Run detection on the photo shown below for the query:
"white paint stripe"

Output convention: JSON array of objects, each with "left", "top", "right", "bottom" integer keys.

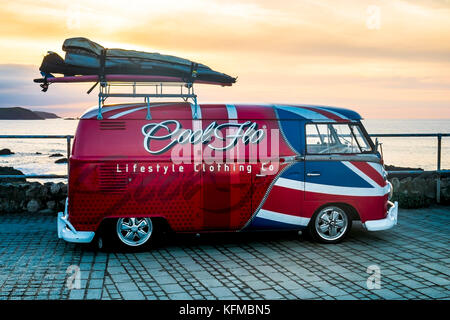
[
  {"left": 81, "top": 104, "right": 139, "bottom": 119},
  {"left": 191, "top": 103, "right": 202, "bottom": 162},
  {"left": 190, "top": 103, "right": 202, "bottom": 120},
  {"left": 368, "top": 162, "right": 384, "bottom": 176},
  {"left": 341, "top": 161, "right": 380, "bottom": 189},
  {"left": 305, "top": 182, "right": 389, "bottom": 197},
  {"left": 256, "top": 209, "right": 310, "bottom": 226},
  {"left": 275, "top": 177, "right": 304, "bottom": 190},
  {"left": 274, "top": 105, "right": 333, "bottom": 121},
  {"left": 226, "top": 104, "right": 238, "bottom": 122},
  {"left": 108, "top": 106, "right": 147, "bottom": 119}
]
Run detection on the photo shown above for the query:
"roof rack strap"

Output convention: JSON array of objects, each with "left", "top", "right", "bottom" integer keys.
[
  {"left": 145, "top": 96, "right": 151, "bottom": 120},
  {"left": 99, "top": 49, "right": 107, "bottom": 83}
]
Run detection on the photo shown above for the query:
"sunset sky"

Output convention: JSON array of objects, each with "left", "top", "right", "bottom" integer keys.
[{"left": 0, "top": 0, "right": 449, "bottom": 118}]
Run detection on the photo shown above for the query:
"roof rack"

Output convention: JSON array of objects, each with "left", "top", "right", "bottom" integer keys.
[{"left": 95, "top": 81, "right": 199, "bottom": 120}]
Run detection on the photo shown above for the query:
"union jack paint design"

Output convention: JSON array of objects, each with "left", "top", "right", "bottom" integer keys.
[{"left": 68, "top": 102, "right": 388, "bottom": 235}]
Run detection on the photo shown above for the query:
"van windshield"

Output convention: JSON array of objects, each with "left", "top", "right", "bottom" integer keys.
[{"left": 306, "top": 123, "right": 374, "bottom": 154}]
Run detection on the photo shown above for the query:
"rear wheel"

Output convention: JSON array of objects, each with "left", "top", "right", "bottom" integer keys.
[
  {"left": 308, "top": 206, "right": 351, "bottom": 244},
  {"left": 115, "top": 217, "right": 153, "bottom": 248}
]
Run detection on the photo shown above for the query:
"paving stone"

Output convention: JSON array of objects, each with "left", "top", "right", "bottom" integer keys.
[
  {"left": 86, "top": 289, "right": 102, "bottom": 300},
  {"left": 161, "top": 283, "right": 184, "bottom": 294},
  {"left": 121, "top": 290, "right": 145, "bottom": 300},
  {"left": 290, "top": 288, "right": 317, "bottom": 299}
]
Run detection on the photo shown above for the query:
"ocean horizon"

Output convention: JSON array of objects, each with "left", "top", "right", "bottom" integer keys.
[{"left": 0, "top": 118, "right": 448, "bottom": 180}]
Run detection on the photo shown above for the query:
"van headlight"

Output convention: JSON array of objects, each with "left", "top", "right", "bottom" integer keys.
[{"left": 388, "top": 181, "right": 394, "bottom": 200}]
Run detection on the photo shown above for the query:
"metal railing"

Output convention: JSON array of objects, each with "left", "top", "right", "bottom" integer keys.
[
  {"left": 370, "top": 133, "right": 449, "bottom": 173},
  {"left": 370, "top": 133, "right": 449, "bottom": 203},
  {"left": 0, "top": 133, "right": 448, "bottom": 201}
]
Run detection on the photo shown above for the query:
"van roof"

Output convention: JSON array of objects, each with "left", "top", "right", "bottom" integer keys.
[{"left": 80, "top": 103, "right": 362, "bottom": 121}]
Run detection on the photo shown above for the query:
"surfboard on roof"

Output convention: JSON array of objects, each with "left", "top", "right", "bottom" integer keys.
[{"left": 35, "top": 37, "right": 236, "bottom": 86}]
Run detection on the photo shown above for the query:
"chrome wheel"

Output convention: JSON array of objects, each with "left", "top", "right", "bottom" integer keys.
[
  {"left": 314, "top": 206, "right": 348, "bottom": 241},
  {"left": 116, "top": 217, "right": 153, "bottom": 247}
]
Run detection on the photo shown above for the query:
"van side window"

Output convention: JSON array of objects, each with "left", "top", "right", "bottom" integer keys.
[{"left": 306, "top": 123, "right": 373, "bottom": 154}]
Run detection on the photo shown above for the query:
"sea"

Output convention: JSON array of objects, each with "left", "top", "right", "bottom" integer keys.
[{"left": 0, "top": 119, "right": 448, "bottom": 182}]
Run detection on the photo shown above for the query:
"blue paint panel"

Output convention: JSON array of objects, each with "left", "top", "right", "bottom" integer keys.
[
  {"left": 280, "top": 162, "right": 304, "bottom": 180},
  {"left": 275, "top": 108, "right": 305, "bottom": 155},
  {"left": 317, "top": 106, "right": 361, "bottom": 120},
  {"left": 246, "top": 216, "right": 307, "bottom": 230},
  {"left": 305, "top": 161, "right": 372, "bottom": 188}
]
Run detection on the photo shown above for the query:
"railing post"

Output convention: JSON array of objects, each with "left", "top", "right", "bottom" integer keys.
[{"left": 437, "top": 134, "right": 442, "bottom": 203}]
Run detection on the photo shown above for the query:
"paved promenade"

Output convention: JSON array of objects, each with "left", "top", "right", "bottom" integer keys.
[{"left": 0, "top": 206, "right": 449, "bottom": 300}]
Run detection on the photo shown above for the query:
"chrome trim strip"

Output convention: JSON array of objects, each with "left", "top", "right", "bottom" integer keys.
[{"left": 305, "top": 154, "right": 381, "bottom": 163}]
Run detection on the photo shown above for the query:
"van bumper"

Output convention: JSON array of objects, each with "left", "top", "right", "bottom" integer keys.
[
  {"left": 57, "top": 198, "right": 95, "bottom": 243},
  {"left": 364, "top": 201, "right": 398, "bottom": 231}
]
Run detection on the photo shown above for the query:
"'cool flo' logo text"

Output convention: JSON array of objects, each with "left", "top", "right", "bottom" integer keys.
[{"left": 142, "top": 120, "right": 265, "bottom": 155}]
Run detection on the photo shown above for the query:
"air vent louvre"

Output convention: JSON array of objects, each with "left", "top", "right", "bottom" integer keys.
[
  {"left": 99, "top": 164, "right": 127, "bottom": 193},
  {"left": 99, "top": 121, "right": 126, "bottom": 130}
]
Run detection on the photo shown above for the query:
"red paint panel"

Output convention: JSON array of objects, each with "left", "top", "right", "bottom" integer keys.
[
  {"left": 261, "top": 185, "right": 303, "bottom": 216},
  {"left": 304, "top": 191, "right": 388, "bottom": 222}
]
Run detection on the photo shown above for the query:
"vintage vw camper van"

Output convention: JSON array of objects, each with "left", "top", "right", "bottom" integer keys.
[{"left": 57, "top": 102, "right": 398, "bottom": 248}]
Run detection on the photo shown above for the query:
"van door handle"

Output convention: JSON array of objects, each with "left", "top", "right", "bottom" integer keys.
[{"left": 306, "top": 172, "right": 321, "bottom": 177}]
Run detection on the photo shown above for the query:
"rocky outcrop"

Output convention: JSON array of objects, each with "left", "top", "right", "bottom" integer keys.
[
  {"left": 0, "top": 149, "right": 14, "bottom": 155},
  {"left": 0, "top": 107, "right": 59, "bottom": 119},
  {"left": 0, "top": 166, "right": 26, "bottom": 182},
  {"left": 33, "top": 111, "right": 60, "bottom": 119},
  {"left": 49, "top": 153, "right": 64, "bottom": 157},
  {"left": 55, "top": 158, "right": 68, "bottom": 164}
]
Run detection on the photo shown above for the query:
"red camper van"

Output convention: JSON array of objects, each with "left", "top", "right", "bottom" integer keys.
[
  {"left": 35, "top": 38, "right": 397, "bottom": 249},
  {"left": 57, "top": 101, "right": 398, "bottom": 249}
]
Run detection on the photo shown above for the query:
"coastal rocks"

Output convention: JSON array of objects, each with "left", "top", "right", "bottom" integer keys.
[
  {"left": 46, "top": 200, "right": 56, "bottom": 210},
  {"left": 49, "top": 153, "right": 64, "bottom": 157},
  {"left": 0, "top": 148, "right": 14, "bottom": 155},
  {"left": 55, "top": 158, "right": 68, "bottom": 164},
  {"left": 26, "top": 199, "right": 40, "bottom": 213},
  {"left": 0, "top": 181, "right": 67, "bottom": 214}
]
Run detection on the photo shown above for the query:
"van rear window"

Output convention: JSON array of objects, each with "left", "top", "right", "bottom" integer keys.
[{"left": 306, "top": 123, "right": 373, "bottom": 154}]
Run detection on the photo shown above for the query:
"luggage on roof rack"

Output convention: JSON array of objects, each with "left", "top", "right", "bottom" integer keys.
[{"left": 37, "top": 37, "right": 236, "bottom": 85}]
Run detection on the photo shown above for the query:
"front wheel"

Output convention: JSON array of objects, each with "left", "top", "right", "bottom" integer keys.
[
  {"left": 115, "top": 217, "right": 153, "bottom": 248},
  {"left": 308, "top": 206, "right": 351, "bottom": 244}
]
